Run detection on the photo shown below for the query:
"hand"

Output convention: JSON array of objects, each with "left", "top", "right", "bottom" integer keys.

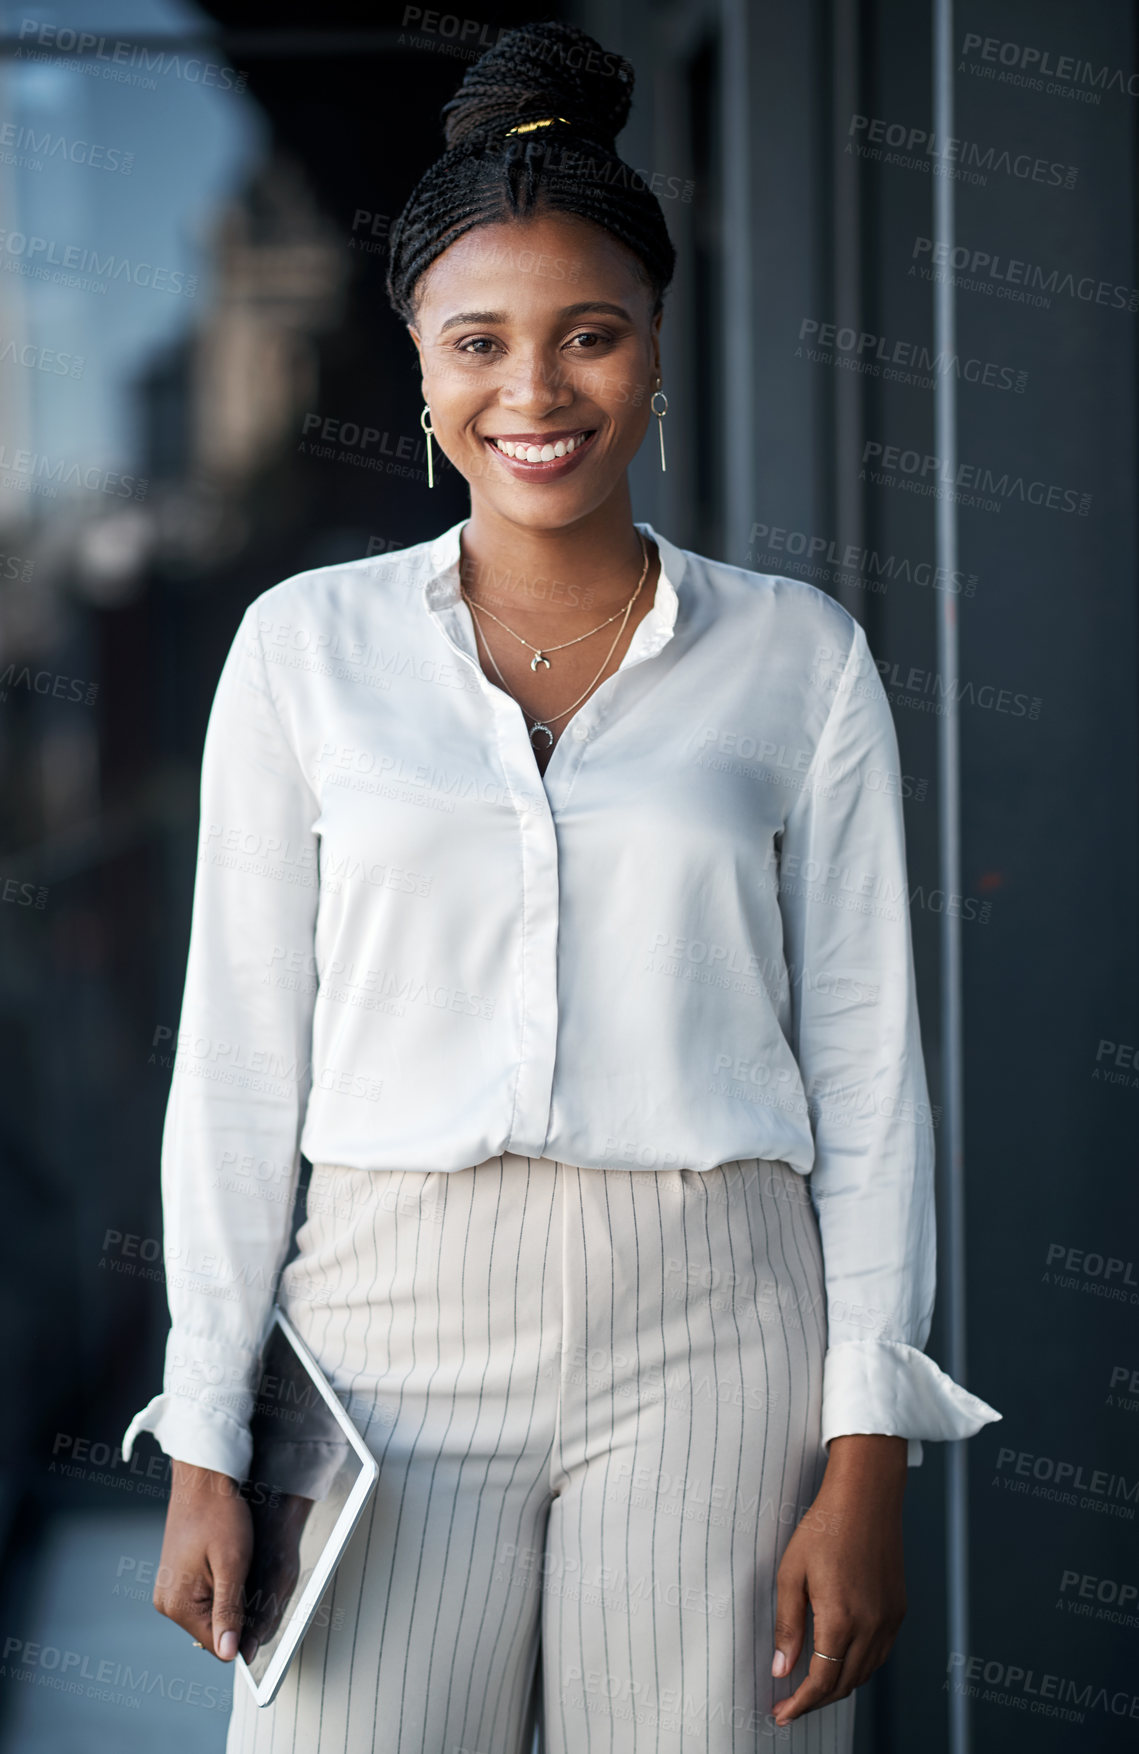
[
  {"left": 770, "top": 1434, "right": 908, "bottom": 1725},
  {"left": 152, "top": 1460, "right": 255, "bottom": 1662}
]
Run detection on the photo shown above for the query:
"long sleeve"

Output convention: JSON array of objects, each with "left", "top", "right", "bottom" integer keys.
[
  {"left": 777, "top": 618, "right": 1001, "bottom": 1466},
  {"left": 122, "top": 601, "right": 319, "bottom": 1481}
]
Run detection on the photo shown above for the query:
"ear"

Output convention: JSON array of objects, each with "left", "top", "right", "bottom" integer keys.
[
  {"left": 406, "top": 326, "right": 428, "bottom": 402},
  {"left": 650, "top": 307, "right": 663, "bottom": 381}
]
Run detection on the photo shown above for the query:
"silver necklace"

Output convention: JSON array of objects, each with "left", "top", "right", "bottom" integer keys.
[
  {"left": 465, "top": 532, "right": 650, "bottom": 752},
  {"left": 459, "top": 532, "right": 649, "bottom": 673}
]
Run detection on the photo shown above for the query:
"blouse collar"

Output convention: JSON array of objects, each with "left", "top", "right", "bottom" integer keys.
[{"left": 418, "top": 516, "right": 686, "bottom": 660}]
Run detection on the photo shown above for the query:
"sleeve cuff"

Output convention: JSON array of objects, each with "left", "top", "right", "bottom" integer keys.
[
  {"left": 122, "top": 1392, "right": 253, "bottom": 1482},
  {"left": 821, "top": 1339, "right": 1003, "bottom": 1469},
  {"left": 121, "top": 1324, "right": 270, "bottom": 1479}
]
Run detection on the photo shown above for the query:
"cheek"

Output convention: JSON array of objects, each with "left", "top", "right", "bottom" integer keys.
[{"left": 598, "top": 363, "right": 653, "bottom": 423}]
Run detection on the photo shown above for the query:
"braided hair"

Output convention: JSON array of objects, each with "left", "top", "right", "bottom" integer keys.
[{"left": 385, "top": 20, "right": 677, "bottom": 328}]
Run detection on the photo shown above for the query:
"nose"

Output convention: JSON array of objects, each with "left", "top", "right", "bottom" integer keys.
[{"left": 497, "top": 346, "right": 575, "bottom": 415}]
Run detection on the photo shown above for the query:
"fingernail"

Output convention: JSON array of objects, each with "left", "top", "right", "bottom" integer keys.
[
  {"left": 772, "top": 1649, "right": 788, "bottom": 1677},
  {"left": 218, "top": 1630, "right": 238, "bottom": 1661}
]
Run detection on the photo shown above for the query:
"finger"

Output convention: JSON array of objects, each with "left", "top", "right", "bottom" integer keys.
[
  {"left": 153, "top": 1563, "right": 215, "bottom": 1646},
  {"left": 157, "top": 1594, "right": 214, "bottom": 1646},
  {"left": 852, "top": 1625, "right": 896, "bottom": 1689},
  {"left": 771, "top": 1554, "right": 809, "bottom": 1678},
  {"left": 773, "top": 1635, "right": 866, "bottom": 1725},
  {"left": 772, "top": 1664, "right": 842, "bottom": 1725},
  {"left": 209, "top": 1549, "right": 250, "bottom": 1663}
]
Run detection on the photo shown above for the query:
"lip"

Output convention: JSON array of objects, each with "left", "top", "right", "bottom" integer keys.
[
  {"left": 483, "top": 427, "right": 598, "bottom": 481},
  {"left": 486, "top": 428, "right": 588, "bottom": 444}
]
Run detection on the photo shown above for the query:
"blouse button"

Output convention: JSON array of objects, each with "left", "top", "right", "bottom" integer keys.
[{"left": 571, "top": 722, "right": 590, "bottom": 742}]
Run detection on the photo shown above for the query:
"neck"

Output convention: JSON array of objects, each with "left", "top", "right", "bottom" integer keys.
[{"left": 458, "top": 489, "right": 655, "bottom": 622}]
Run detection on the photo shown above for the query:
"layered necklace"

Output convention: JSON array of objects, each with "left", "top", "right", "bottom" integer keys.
[{"left": 460, "top": 531, "right": 650, "bottom": 752}]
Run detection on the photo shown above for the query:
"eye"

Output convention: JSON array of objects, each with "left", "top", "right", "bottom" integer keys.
[{"left": 455, "top": 329, "right": 614, "bottom": 357}]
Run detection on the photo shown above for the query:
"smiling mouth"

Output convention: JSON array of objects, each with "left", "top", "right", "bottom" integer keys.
[{"left": 485, "top": 428, "right": 597, "bottom": 463}]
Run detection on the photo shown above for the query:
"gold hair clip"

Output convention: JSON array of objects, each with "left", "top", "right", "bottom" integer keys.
[{"left": 504, "top": 116, "right": 569, "bottom": 135}]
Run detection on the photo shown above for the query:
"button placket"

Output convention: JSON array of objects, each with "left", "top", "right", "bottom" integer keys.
[
  {"left": 420, "top": 591, "right": 562, "bottom": 1155},
  {"left": 414, "top": 520, "right": 688, "bottom": 1157}
]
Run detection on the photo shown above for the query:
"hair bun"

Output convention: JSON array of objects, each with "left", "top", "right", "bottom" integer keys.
[{"left": 440, "top": 21, "right": 634, "bottom": 154}]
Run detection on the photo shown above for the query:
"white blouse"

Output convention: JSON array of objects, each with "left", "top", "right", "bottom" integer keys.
[{"left": 122, "top": 516, "right": 1001, "bottom": 1482}]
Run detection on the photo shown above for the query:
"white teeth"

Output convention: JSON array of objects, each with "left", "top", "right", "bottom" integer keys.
[{"left": 491, "top": 431, "right": 590, "bottom": 461}]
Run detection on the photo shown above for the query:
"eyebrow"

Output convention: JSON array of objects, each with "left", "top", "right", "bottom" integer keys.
[{"left": 437, "top": 301, "right": 635, "bottom": 335}]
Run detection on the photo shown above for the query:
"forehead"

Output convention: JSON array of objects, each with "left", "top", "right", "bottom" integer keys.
[{"left": 415, "top": 211, "right": 648, "bottom": 316}]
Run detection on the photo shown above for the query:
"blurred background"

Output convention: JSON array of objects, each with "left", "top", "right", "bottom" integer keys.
[{"left": 1, "top": 0, "right": 1135, "bottom": 1748}]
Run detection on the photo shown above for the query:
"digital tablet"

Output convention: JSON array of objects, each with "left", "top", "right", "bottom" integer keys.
[{"left": 235, "top": 1306, "right": 379, "bottom": 1707}]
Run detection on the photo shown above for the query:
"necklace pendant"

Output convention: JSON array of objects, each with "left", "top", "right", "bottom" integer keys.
[
  {"left": 529, "top": 722, "right": 554, "bottom": 750},
  {"left": 530, "top": 651, "right": 551, "bottom": 671}
]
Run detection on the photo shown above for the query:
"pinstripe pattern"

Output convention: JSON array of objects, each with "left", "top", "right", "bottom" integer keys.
[{"left": 225, "top": 1155, "right": 855, "bottom": 1753}]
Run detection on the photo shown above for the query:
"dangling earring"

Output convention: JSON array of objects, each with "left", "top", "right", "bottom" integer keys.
[
  {"left": 420, "top": 402, "right": 435, "bottom": 489},
  {"left": 650, "top": 378, "right": 668, "bottom": 473}
]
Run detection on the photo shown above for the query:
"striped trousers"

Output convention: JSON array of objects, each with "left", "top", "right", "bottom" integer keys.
[{"left": 225, "top": 1153, "right": 855, "bottom": 1754}]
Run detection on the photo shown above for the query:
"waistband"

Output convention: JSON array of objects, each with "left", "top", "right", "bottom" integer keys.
[{"left": 309, "top": 1152, "right": 800, "bottom": 1178}]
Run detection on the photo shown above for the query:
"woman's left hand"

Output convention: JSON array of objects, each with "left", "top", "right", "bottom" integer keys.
[{"left": 770, "top": 1433, "right": 909, "bottom": 1726}]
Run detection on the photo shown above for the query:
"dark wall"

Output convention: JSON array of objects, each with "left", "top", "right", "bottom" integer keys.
[{"left": 735, "top": 3, "right": 1139, "bottom": 1746}]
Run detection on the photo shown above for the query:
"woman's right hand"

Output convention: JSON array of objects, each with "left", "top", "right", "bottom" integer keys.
[{"left": 153, "top": 1460, "right": 254, "bottom": 1661}]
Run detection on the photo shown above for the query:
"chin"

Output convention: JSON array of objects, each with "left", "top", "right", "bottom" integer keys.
[{"left": 482, "top": 493, "right": 610, "bottom": 531}]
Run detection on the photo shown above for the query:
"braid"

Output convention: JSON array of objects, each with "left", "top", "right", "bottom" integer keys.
[{"left": 385, "top": 20, "right": 676, "bottom": 326}]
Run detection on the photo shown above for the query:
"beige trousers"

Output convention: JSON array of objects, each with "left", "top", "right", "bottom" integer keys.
[{"left": 226, "top": 1153, "right": 855, "bottom": 1753}]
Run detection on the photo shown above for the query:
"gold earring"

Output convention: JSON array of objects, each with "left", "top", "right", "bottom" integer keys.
[
  {"left": 420, "top": 402, "right": 435, "bottom": 489},
  {"left": 650, "top": 380, "right": 667, "bottom": 473}
]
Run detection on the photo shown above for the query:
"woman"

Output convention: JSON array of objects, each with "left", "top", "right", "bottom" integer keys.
[{"left": 123, "top": 21, "right": 1001, "bottom": 1752}]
